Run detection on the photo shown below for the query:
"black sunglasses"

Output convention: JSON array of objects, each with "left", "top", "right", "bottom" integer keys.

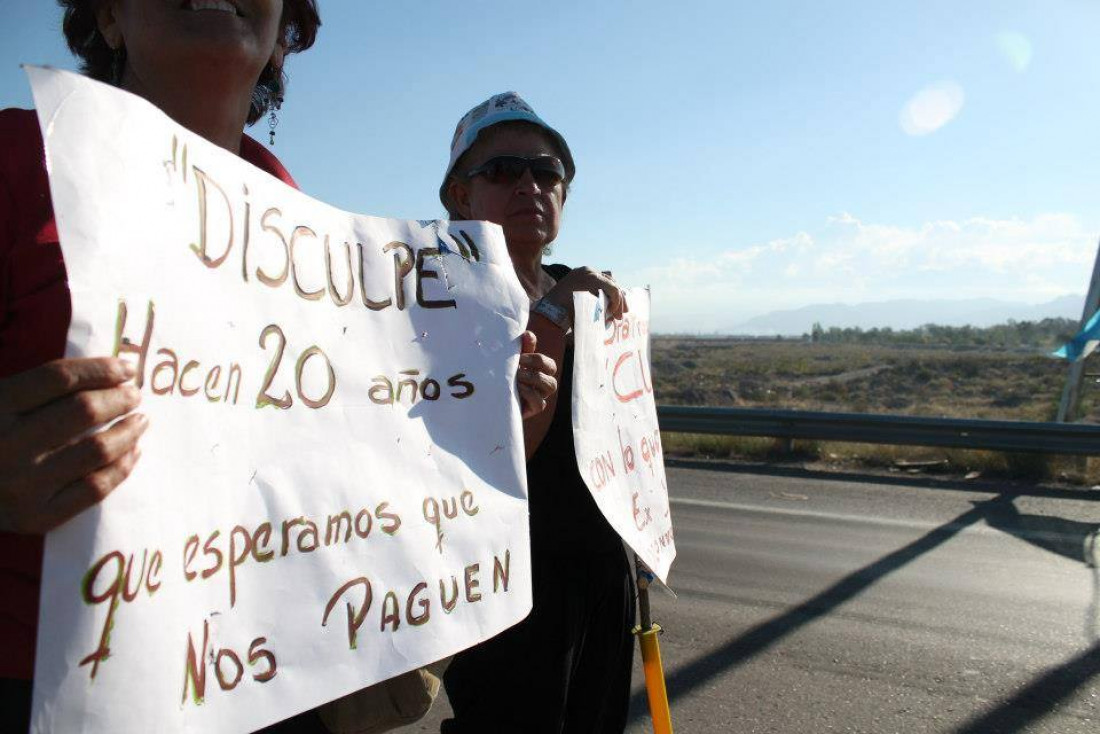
[{"left": 464, "top": 155, "right": 566, "bottom": 188}]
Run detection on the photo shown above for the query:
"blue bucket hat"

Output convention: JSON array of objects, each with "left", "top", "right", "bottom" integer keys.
[{"left": 439, "top": 91, "right": 575, "bottom": 212}]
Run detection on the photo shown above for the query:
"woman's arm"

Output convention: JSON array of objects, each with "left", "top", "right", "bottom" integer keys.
[{"left": 521, "top": 267, "right": 627, "bottom": 458}]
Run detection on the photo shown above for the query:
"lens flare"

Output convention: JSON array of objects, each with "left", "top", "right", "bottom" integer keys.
[
  {"left": 899, "top": 81, "right": 965, "bottom": 136},
  {"left": 997, "top": 31, "right": 1033, "bottom": 72}
]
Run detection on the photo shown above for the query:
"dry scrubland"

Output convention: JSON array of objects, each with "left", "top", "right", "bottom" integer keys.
[{"left": 652, "top": 337, "right": 1100, "bottom": 483}]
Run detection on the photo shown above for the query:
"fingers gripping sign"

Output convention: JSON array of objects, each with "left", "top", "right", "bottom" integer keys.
[
  {"left": 0, "top": 357, "right": 148, "bottom": 534},
  {"left": 543, "top": 267, "right": 628, "bottom": 329},
  {"left": 516, "top": 331, "right": 558, "bottom": 420}
]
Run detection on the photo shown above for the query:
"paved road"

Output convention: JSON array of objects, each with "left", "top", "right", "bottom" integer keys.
[{"left": 410, "top": 461, "right": 1100, "bottom": 733}]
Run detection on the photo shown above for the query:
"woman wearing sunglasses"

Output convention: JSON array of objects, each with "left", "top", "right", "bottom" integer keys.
[
  {"left": 0, "top": 1, "right": 322, "bottom": 730},
  {"left": 439, "top": 92, "right": 635, "bottom": 733}
]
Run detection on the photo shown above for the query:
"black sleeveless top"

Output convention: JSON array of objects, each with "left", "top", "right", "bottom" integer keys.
[{"left": 526, "top": 264, "right": 625, "bottom": 558}]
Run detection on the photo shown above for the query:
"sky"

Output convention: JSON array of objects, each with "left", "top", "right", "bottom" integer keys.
[{"left": 3, "top": 0, "right": 1099, "bottom": 332}]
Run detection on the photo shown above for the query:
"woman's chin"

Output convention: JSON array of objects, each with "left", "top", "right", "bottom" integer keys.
[
  {"left": 504, "top": 224, "right": 555, "bottom": 249},
  {"left": 504, "top": 235, "right": 552, "bottom": 259}
]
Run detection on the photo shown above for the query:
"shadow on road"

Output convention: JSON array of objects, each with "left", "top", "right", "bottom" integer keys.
[
  {"left": 628, "top": 496, "right": 1000, "bottom": 722},
  {"left": 631, "top": 492, "right": 1099, "bottom": 728},
  {"left": 978, "top": 496, "right": 1100, "bottom": 643},
  {"left": 978, "top": 496, "right": 1100, "bottom": 567},
  {"left": 952, "top": 640, "right": 1100, "bottom": 734}
]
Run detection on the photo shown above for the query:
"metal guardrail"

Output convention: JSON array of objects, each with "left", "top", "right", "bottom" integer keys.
[{"left": 656, "top": 405, "right": 1100, "bottom": 456}]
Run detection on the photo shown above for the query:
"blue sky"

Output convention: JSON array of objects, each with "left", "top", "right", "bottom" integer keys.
[{"left": 4, "top": 1, "right": 1099, "bottom": 331}]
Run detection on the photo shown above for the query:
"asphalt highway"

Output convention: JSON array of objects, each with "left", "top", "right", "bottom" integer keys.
[{"left": 412, "top": 461, "right": 1100, "bottom": 733}]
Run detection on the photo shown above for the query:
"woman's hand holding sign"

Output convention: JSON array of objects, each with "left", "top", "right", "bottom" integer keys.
[
  {"left": 543, "top": 267, "right": 628, "bottom": 326},
  {"left": 0, "top": 357, "right": 147, "bottom": 534},
  {"left": 517, "top": 331, "right": 557, "bottom": 420}
]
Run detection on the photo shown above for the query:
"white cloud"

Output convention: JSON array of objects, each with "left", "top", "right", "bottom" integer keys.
[
  {"left": 639, "top": 256, "right": 723, "bottom": 285},
  {"left": 821, "top": 212, "right": 1090, "bottom": 273},
  {"left": 621, "top": 212, "right": 1095, "bottom": 332},
  {"left": 899, "top": 81, "right": 965, "bottom": 136}
]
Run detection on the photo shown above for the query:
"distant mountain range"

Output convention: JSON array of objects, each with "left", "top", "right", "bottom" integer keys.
[{"left": 730, "top": 295, "right": 1086, "bottom": 336}]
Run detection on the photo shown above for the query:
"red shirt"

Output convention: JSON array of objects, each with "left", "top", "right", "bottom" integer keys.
[{"left": 0, "top": 107, "right": 300, "bottom": 680}]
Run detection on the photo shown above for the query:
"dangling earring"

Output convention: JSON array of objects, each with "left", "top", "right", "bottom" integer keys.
[
  {"left": 267, "top": 73, "right": 284, "bottom": 146},
  {"left": 268, "top": 103, "right": 280, "bottom": 145}
]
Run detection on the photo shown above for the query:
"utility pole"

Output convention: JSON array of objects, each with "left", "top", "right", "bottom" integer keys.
[{"left": 1056, "top": 237, "right": 1100, "bottom": 422}]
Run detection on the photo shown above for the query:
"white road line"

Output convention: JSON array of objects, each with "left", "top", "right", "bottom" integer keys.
[{"left": 669, "top": 496, "right": 988, "bottom": 534}]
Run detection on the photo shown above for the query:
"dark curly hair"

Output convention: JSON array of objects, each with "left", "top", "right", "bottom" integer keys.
[{"left": 58, "top": 0, "right": 321, "bottom": 125}]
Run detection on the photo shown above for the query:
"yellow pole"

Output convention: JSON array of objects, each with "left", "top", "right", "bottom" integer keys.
[{"left": 634, "top": 562, "right": 673, "bottom": 734}]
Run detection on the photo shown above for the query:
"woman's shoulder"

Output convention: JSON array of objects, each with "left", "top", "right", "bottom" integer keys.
[
  {"left": 0, "top": 109, "right": 46, "bottom": 191},
  {"left": 542, "top": 262, "right": 572, "bottom": 279},
  {"left": 0, "top": 108, "right": 48, "bottom": 211},
  {"left": 0, "top": 107, "right": 39, "bottom": 131},
  {"left": 0, "top": 108, "right": 44, "bottom": 157},
  {"left": 239, "top": 134, "right": 300, "bottom": 190}
]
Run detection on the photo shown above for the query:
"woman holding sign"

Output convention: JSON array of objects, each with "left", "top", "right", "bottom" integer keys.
[
  {"left": 439, "top": 93, "right": 635, "bottom": 733},
  {"left": 0, "top": 1, "right": 322, "bottom": 729}
]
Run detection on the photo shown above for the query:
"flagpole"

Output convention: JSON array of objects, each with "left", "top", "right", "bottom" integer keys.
[
  {"left": 634, "top": 558, "right": 673, "bottom": 734},
  {"left": 1056, "top": 236, "right": 1100, "bottom": 422}
]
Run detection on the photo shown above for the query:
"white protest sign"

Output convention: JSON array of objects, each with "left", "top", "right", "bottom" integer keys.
[
  {"left": 571, "top": 289, "right": 675, "bottom": 582},
  {"left": 27, "top": 67, "right": 531, "bottom": 733}
]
